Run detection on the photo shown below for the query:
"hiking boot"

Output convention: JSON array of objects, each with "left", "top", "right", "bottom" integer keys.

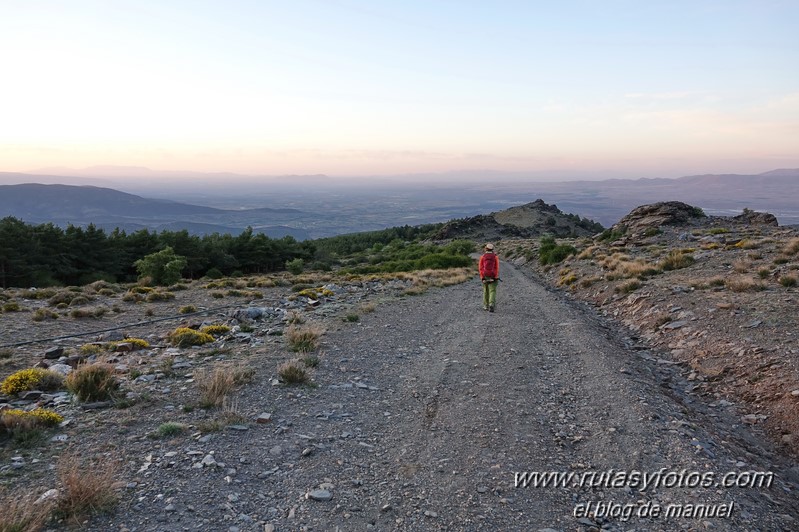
[
  {"left": 483, "top": 306, "right": 489, "bottom": 311},
  {"left": 489, "top": 305, "right": 495, "bottom": 313}
]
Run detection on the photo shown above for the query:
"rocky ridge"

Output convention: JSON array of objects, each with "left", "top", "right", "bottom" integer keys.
[
  {"left": 433, "top": 199, "right": 603, "bottom": 241},
  {"left": 501, "top": 202, "right": 799, "bottom": 459}
]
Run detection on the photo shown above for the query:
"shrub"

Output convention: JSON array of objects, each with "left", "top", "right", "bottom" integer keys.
[
  {"left": 128, "top": 286, "right": 154, "bottom": 294},
  {"left": 168, "top": 327, "right": 215, "bottom": 347},
  {"left": 302, "top": 355, "right": 320, "bottom": 368},
  {"left": 80, "top": 343, "right": 105, "bottom": 355},
  {"left": 780, "top": 275, "right": 797, "bottom": 287},
  {"left": 2, "top": 407, "right": 64, "bottom": 427},
  {"left": 145, "top": 291, "right": 175, "bottom": 302},
  {"left": 68, "top": 295, "right": 90, "bottom": 306},
  {"left": 179, "top": 305, "right": 197, "bottom": 314},
  {"left": 154, "top": 422, "right": 187, "bottom": 438},
  {"left": 211, "top": 291, "right": 225, "bottom": 298},
  {"left": 643, "top": 227, "right": 662, "bottom": 237},
  {"left": 286, "top": 325, "right": 322, "bottom": 353},
  {"left": 48, "top": 291, "right": 77, "bottom": 306},
  {"left": 168, "top": 283, "right": 189, "bottom": 291},
  {"left": 1, "top": 408, "right": 63, "bottom": 447},
  {"left": 70, "top": 307, "right": 105, "bottom": 319},
  {"left": 343, "top": 313, "right": 360, "bottom": 323},
  {"left": 122, "top": 292, "right": 144, "bottom": 303},
  {"left": 32, "top": 308, "right": 59, "bottom": 321},
  {"left": 278, "top": 360, "right": 309, "bottom": 384},
  {"left": 205, "top": 267, "right": 224, "bottom": 279},
  {"left": 286, "top": 258, "right": 305, "bottom": 275},
  {"left": 539, "top": 236, "right": 577, "bottom": 265},
  {"left": 65, "top": 364, "right": 120, "bottom": 402},
  {"left": 597, "top": 228, "right": 625, "bottom": 242},
  {"left": 55, "top": 452, "right": 118, "bottom": 523},
  {"left": 201, "top": 324, "right": 231, "bottom": 336},
  {"left": 109, "top": 338, "right": 150, "bottom": 350},
  {"left": 2, "top": 300, "right": 21, "bottom": 312},
  {"left": 659, "top": 250, "right": 695, "bottom": 271},
  {"left": 1, "top": 368, "right": 63, "bottom": 395},
  {"left": 616, "top": 280, "right": 642, "bottom": 294},
  {"left": 758, "top": 268, "right": 772, "bottom": 279},
  {"left": 134, "top": 246, "right": 187, "bottom": 286},
  {"left": 0, "top": 348, "right": 12, "bottom": 359}
]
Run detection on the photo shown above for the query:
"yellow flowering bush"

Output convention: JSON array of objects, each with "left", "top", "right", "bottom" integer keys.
[
  {"left": 2, "top": 408, "right": 64, "bottom": 427},
  {"left": 1, "top": 368, "right": 63, "bottom": 396},
  {"left": 200, "top": 325, "right": 231, "bottom": 337},
  {"left": 168, "top": 327, "right": 214, "bottom": 347}
]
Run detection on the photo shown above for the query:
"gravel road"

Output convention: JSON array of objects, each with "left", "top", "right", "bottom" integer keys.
[{"left": 87, "top": 261, "right": 798, "bottom": 531}]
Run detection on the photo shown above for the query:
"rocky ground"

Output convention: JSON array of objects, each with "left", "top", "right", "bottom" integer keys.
[{"left": 1, "top": 243, "right": 798, "bottom": 530}]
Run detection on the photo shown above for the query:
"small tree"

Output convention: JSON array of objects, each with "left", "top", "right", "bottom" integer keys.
[
  {"left": 134, "top": 247, "right": 187, "bottom": 286},
  {"left": 286, "top": 258, "right": 304, "bottom": 275}
]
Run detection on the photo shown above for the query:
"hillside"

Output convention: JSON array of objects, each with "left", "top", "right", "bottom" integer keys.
[
  {"left": 0, "top": 184, "right": 306, "bottom": 238},
  {"left": 433, "top": 199, "right": 604, "bottom": 241},
  {"left": 500, "top": 202, "right": 799, "bottom": 460},
  {"left": 1, "top": 202, "right": 799, "bottom": 529}
]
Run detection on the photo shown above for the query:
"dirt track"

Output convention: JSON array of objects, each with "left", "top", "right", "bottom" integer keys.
[{"left": 75, "top": 261, "right": 798, "bottom": 531}]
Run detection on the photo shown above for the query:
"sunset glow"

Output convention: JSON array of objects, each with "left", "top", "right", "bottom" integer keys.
[{"left": 1, "top": 1, "right": 797, "bottom": 179}]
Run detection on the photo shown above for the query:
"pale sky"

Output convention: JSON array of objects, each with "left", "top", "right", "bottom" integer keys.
[{"left": 1, "top": 0, "right": 797, "bottom": 179}]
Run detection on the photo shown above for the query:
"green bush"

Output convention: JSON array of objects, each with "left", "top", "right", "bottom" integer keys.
[
  {"left": 134, "top": 247, "right": 187, "bottom": 286},
  {"left": 538, "top": 236, "right": 577, "bottom": 265},
  {"left": 286, "top": 258, "right": 305, "bottom": 275}
]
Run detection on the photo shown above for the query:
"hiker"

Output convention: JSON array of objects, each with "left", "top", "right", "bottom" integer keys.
[{"left": 479, "top": 243, "right": 500, "bottom": 312}]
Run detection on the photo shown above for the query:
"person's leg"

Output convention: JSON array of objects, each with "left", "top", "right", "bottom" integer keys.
[
  {"left": 482, "top": 281, "right": 490, "bottom": 309},
  {"left": 488, "top": 280, "right": 497, "bottom": 310}
]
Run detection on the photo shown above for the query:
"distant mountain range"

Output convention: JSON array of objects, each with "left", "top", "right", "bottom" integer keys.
[
  {"left": 1, "top": 169, "right": 797, "bottom": 237},
  {"left": 0, "top": 183, "right": 310, "bottom": 239}
]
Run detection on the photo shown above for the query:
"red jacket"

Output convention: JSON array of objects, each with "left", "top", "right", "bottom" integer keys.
[{"left": 479, "top": 252, "right": 499, "bottom": 280}]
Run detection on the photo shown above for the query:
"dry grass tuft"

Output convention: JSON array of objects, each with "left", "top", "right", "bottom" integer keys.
[
  {"left": 56, "top": 451, "right": 118, "bottom": 524},
  {"left": 278, "top": 360, "right": 309, "bottom": 384},
  {"left": 732, "top": 259, "right": 751, "bottom": 273},
  {"left": 193, "top": 363, "right": 254, "bottom": 408},
  {"left": 659, "top": 250, "right": 695, "bottom": 271},
  {"left": 782, "top": 237, "right": 799, "bottom": 256},
  {"left": 195, "top": 366, "right": 234, "bottom": 408},
  {"left": 0, "top": 487, "right": 54, "bottom": 532},
  {"left": 359, "top": 301, "right": 377, "bottom": 313},
  {"left": 286, "top": 324, "right": 323, "bottom": 353},
  {"left": 725, "top": 276, "right": 765, "bottom": 293},
  {"left": 65, "top": 363, "right": 119, "bottom": 402}
]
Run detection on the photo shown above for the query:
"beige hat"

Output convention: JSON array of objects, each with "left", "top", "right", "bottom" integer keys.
[{"left": 484, "top": 243, "right": 495, "bottom": 251}]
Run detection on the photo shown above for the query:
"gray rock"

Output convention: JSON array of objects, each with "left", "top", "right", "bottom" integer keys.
[
  {"left": 44, "top": 346, "right": 64, "bottom": 359},
  {"left": 308, "top": 489, "right": 332, "bottom": 501},
  {"left": 48, "top": 364, "right": 73, "bottom": 376},
  {"left": 660, "top": 320, "right": 688, "bottom": 330}
]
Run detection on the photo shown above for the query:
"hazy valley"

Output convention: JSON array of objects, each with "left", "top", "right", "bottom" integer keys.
[{"left": 2, "top": 168, "right": 798, "bottom": 239}]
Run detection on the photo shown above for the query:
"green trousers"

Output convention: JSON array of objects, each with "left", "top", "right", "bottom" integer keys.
[{"left": 482, "top": 279, "right": 498, "bottom": 308}]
